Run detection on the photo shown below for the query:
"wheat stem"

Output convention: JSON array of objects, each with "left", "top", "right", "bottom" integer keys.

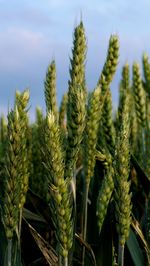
[
  {"left": 18, "top": 209, "right": 22, "bottom": 243},
  {"left": 118, "top": 243, "right": 124, "bottom": 266},
  {"left": 58, "top": 255, "right": 62, "bottom": 266},
  {"left": 63, "top": 257, "right": 68, "bottom": 266},
  {"left": 81, "top": 183, "right": 89, "bottom": 265},
  {"left": 7, "top": 239, "right": 12, "bottom": 266}
]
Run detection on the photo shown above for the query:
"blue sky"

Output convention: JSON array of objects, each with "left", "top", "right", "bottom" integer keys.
[{"left": 0, "top": 0, "right": 150, "bottom": 120}]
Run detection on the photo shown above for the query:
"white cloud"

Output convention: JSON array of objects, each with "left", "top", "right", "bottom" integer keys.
[
  {"left": 0, "top": 8, "right": 52, "bottom": 28},
  {"left": 0, "top": 27, "right": 50, "bottom": 71}
]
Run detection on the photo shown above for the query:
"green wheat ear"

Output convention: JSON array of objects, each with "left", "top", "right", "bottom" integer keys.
[
  {"left": 114, "top": 92, "right": 132, "bottom": 247},
  {"left": 15, "top": 89, "right": 30, "bottom": 209},
  {"left": 118, "top": 64, "right": 130, "bottom": 115},
  {"left": 69, "top": 21, "right": 87, "bottom": 93},
  {"left": 142, "top": 53, "right": 150, "bottom": 175},
  {"left": 142, "top": 53, "right": 150, "bottom": 95},
  {"left": 65, "top": 85, "right": 86, "bottom": 180},
  {"left": 44, "top": 60, "right": 58, "bottom": 119},
  {"left": 97, "top": 35, "right": 119, "bottom": 155},
  {"left": 98, "top": 35, "right": 119, "bottom": 87},
  {"left": 132, "top": 62, "right": 146, "bottom": 128},
  {"left": 122, "top": 63, "right": 130, "bottom": 89},
  {"left": 0, "top": 115, "right": 7, "bottom": 199},
  {"left": 44, "top": 111, "right": 73, "bottom": 261},
  {"left": 100, "top": 87, "right": 116, "bottom": 154},
  {"left": 59, "top": 93, "right": 68, "bottom": 130},
  {"left": 96, "top": 152, "right": 114, "bottom": 233},
  {"left": 0, "top": 115, "right": 7, "bottom": 167},
  {"left": 84, "top": 86, "right": 103, "bottom": 188},
  {"left": 65, "top": 21, "right": 87, "bottom": 179},
  {"left": 119, "top": 64, "right": 138, "bottom": 154},
  {"left": 0, "top": 115, "right": 7, "bottom": 143},
  {"left": 2, "top": 108, "right": 21, "bottom": 239},
  {"left": 2, "top": 89, "right": 29, "bottom": 239}
]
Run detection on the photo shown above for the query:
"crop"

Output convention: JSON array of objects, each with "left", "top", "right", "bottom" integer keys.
[{"left": 0, "top": 21, "right": 150, "bottom": 266}]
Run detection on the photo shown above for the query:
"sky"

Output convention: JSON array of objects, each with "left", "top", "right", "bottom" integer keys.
[{"left": 0, "top": 0, "right": 150, "bottom": 120}]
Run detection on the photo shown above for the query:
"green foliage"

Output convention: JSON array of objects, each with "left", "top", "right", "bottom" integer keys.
[
  {"left": 0, "top": 21, "right": 150, "bottom": 266},
  {"left": 30, "top": 107, "right": 48, "bottom": 200}
]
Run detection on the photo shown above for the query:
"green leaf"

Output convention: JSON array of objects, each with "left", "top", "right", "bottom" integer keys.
[
  {"left": 131, "top": 154, "right": 150, "bottom": 197},
  {"left": 126, "top": 228, "right": 145, "bottom": 266},
  {"left": 27, "top": 189, "right": 54, "bottom": 225},
  {"left": 0, "top": 219, "right": 7, "bottom": 265},
  {"left": 23, "top": 207, "right": 47, "bottom": 223},
  {"left": 24, "top": 218, "right": 58, "bottom": 266},
  {"left": 3, "top": 234, "right": 22, "bottom": 266},
  {"left": 75, "top": 233, "right": 97, "bottom": 266}
]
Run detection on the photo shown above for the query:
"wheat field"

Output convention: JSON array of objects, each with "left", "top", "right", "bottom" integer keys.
[{"left": 0, "top": 21, "right": 150, "bottom": 266}]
